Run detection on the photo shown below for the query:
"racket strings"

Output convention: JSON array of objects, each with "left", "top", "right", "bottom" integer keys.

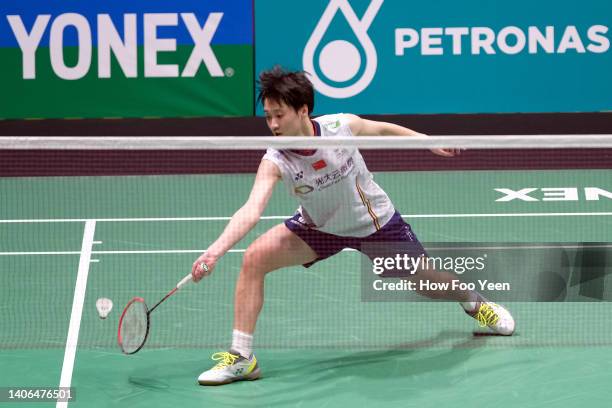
[{"left": 119, "top": 300, "right": 148, "bottom": 353}]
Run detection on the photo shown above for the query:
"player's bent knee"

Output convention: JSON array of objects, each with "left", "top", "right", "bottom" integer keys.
[{"left": 241, "top": 245, "right": 274, "bottom": 277}]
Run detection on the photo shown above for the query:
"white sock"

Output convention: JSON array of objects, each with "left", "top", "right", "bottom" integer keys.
[
  {"left": 460, "top": 291, "right": 480, "bottom": 312},
  {"left": 231, "top": 329, "right": 253, "bottom": 358}
]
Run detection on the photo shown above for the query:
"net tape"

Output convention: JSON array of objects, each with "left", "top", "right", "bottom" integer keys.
[{"left": 1, "top": 135, "right": 612, "bottom": 150}]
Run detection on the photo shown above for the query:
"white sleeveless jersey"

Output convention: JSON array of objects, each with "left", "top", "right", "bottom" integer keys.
[{"left": 262, "top": 113, "right": 395, "bottom": 237}]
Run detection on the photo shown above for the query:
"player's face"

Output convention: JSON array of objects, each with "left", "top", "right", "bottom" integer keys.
[{"left": 263, "top": 98, "right": 307, "bottom": 136}]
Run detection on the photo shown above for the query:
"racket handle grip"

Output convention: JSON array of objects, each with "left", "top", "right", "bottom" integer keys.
[{"left": 176, "top": 273, "right": 193, "bottom": 290}]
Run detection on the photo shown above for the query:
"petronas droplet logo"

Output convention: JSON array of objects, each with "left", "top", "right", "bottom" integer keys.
[{"left": 303, "top": 0, "right": 383, "bottom": 99}]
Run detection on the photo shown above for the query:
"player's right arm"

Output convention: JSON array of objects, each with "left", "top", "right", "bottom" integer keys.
[
  {"left": 191, "top": 159, "right": 281, "bottom": 281},
  {"left": 345, "top": 114, "right": 461, "bottom": 157}
]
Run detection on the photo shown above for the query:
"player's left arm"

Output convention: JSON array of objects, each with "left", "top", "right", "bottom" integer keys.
[{"left": 344, "top": 113, "right": 461, "bottom": 157}]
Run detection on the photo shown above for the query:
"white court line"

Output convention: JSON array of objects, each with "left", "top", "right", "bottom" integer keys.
[
  {"left": 0, "top": 251, "right": 81, "bottom": 256},
  {"left": 8, "top": 244, "right": 612, "bottom": 257},
  {"left": 0, "top": 248, "right": 357, "bottom": 256},
  {"left": 2, "top": 211, "right": 612, "bottom": 224},
  {"left": 0, "top": 249, "right": 244, "bottom": 255},
  {"left": 0, "top": 215, "right": 284, "bottom": 223},
  {"left": 434, "top": 244, "right": 612, "bottom": 250},
  {"left": 405, "top": 212, "right": 612, "bottom": 219},
  {"left": 57, "top": 220, "right": 96, "bottom": 408}
]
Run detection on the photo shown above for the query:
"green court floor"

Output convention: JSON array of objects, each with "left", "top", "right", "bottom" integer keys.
[{"left": 2, "top": 169, "right": 612, "bottom": 407}]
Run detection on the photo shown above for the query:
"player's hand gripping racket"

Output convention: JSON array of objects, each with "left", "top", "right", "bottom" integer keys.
[{"left": 117, "top": 266, "right": 206, "bottom": 354}]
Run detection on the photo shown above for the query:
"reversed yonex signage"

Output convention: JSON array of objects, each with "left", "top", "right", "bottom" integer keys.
[
  {"left": 495, "top": 187, "right": 612, "bottom": 202},
  {"left": 255, "top": 0, "right": 612, "bottom": 114},
  {"left": 1, "top": 1, "right": 253, "bottom": 119}
]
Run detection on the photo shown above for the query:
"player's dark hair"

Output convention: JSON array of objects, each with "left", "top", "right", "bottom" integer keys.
[{"left": 257, "top": 66, "right": 314, "bottom": 115}]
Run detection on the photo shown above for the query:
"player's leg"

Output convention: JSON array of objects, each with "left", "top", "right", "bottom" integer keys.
[
  {"left": 233, "top": 223, "right": 317, "bottom": 335},
  {"left": 198, "top": 223, "right": 317, "bottom": 385},
  {"left": 410, "top": 262, "right": 473, "bottom": 301},
  {"left": 410, "top": 259, "right": 515, "bottom": 335},
  {"left": 366, "top": 212, "right": 515, "bottom": 335}
]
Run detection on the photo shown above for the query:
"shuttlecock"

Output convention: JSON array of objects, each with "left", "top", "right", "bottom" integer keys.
[{"left": 96, "top": 298, "right": 113, "bottom": 319}]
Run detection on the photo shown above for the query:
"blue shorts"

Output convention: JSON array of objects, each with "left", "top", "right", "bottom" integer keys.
[{"left": 284, "top": 211, "right": 427, "bottom": 275}]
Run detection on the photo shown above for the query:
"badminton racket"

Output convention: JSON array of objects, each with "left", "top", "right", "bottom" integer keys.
[{"left": 117, "top": 267, "right": 203, "bottom": 354}]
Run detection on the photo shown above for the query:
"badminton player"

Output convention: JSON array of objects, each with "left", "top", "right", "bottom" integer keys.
[{"left": 192, "top": 66, "right": 515, "bottom": 385}]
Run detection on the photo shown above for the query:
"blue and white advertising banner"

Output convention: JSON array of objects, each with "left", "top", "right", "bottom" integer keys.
[
  {"left": 255, "top": 0, "right": 611, "bottom": 114},
  {"left": 1, "top": 0, "right": 253, "bottom": 118}
]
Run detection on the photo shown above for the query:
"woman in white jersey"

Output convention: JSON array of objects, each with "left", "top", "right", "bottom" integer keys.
[{"left": 192, "top": 66, "right": 515, "bottom": 385}]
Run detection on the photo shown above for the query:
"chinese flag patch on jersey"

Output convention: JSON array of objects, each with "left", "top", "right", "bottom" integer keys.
[{"left": 312, "top": 159, "right": 327, "bottom": 171}]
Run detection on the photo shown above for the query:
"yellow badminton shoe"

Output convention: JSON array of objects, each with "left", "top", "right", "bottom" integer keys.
[
  {"left": 466, "top": 300, "right": 515, "bottom": 336},
  {"left": 198, "top": 350, "right": 261, "bottom": 385}
]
